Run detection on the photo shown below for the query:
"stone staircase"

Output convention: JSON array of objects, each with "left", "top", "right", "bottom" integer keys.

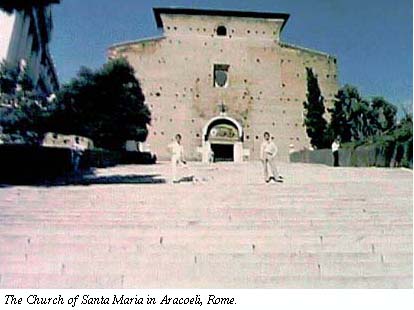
[{"left": 0, "top": 162, "right": 412, "bottom": 288}]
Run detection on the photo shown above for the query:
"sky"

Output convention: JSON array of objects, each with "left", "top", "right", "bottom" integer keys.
[{"left": 50, "top": 0, "right": 413, "bottom": 114}]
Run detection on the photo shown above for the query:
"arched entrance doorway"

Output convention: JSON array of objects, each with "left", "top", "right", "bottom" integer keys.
[{"left": 201, "top": 116, "right": 244, "bottom": 163}]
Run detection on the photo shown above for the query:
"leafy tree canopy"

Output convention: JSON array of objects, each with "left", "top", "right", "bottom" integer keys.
[
  {"left": 0, "top": 61, "right": 19, "bottom": 94},
  {"left": 328, "top": 85, "right": 398, "bottom": 144},
  {"left": 370, "top": 97, "right": 397, "bottom": 133},
  {"left": 391, "top": 112, "right": 412, "bottom": 143},
  {"left": 328, "top": 84, "right": 359, "bottom": 143},
  {"left": 46, "top": 58, "right": 151, "bottom": 150},
  {"left": 0, "top": 61, "right": 50, "bottom": 144}
]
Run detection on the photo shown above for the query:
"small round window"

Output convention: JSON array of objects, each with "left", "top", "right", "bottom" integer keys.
[{"left": 217, "top": 25, "right": 227, "bottom": 36}]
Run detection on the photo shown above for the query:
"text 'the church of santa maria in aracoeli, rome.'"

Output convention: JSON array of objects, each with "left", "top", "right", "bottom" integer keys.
[{"left": 108, "top": 8, "right": 339, "bottom": 162}]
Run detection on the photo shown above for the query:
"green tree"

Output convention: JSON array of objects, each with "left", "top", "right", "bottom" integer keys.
[
  {"left": 47, "top": 58, "right": 151, "bottom": 150},
  {"left": 329, "top": 86, "right": 398, "bottom": 143},
  {"left": 328, "top": 85, "right": 361, "bottom": 143},
  {"left": 349, "top": 98, "right": 371, "bottom": 141},
  {"left": 0, "top": 93, "right": 50, "bottom": 143},
  {"left": 369, "top": 97, "right": 397, "bottom": 134},
  {"left": 0, "top": 62, "right": 49, "bottom": 144},
  {"left": 394, "top": 112, "right": 413, "bottom": 142},
  {"left": 303, "top": 67, "right": 328, "bottom": 148},
  {"left": 0, "top": 61, "right": 19, "bottom": 94}
]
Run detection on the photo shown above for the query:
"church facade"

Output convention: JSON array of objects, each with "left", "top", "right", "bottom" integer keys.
[{"left": 108, "top": 8, "right": 339, "bottom": 162}]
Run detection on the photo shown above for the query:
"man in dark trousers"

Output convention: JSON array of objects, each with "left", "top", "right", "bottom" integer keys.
[{"left": 331, "top": 137, "right": 340, "bottom": 167}]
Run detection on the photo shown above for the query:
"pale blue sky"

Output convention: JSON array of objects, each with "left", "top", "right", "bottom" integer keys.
[{"left": 50, "top": 0, "right": 413, "bottom": 113}]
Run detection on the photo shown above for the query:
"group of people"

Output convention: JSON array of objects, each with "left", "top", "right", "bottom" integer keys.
[
  {"left": 167, "top": 131, "right": 342, "bottom": 184},
  {"left": 70, "top": 132, "right": 340, "bottom": 180},
  {"left": 167, "top": 131, "right": 284, "bottom": 184}
]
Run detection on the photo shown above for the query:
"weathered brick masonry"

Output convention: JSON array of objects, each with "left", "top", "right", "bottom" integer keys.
[{"left": 108, "top": 8, "right": 339, "bottom": 161}]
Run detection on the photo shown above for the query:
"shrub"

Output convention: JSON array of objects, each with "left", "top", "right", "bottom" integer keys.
[
  {"left": 0, "top": 144, "right": 72, "bottom": 184},
  {"left": 81, "top": 148, "right": 121, "bottom": 168}
]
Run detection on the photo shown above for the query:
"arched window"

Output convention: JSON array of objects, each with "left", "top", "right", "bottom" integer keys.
[{"left": 216, "top": 25, "right": 227, "bottom": 36}]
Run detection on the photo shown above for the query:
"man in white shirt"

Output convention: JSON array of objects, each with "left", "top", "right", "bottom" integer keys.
[
  {"left": 331, "top": 137, "right": 340, "bottom": 167},
  {"left": 72, "top": 136, "right": 86, "bottom": 173},
  {"left": 260, "top": 132, "right": 283, "bottom": 183},
  {"left": 168, "top": 134, "right": 186, "bottom": 183}
]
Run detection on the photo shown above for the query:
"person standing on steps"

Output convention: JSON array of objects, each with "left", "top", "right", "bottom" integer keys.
[
  {"left": 168, "top": 134, "right": 186, "bottom": 183},
  {"left": 331, "top": 137, "right": 340, "bottom": 167},
  {"left": 260, "top": 132, "right": 283, "bottom": 183},
  {"left": 71, "top": 136, "right": 86, "bottom": 174}
]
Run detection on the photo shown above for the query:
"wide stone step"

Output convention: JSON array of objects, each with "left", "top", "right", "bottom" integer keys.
[
  {"left": 0, "top": 239, "right": 411, "bottom": 257},
  {"left": 1, "top": 231, "right": 411, "bottom": 242},
  {"left": 0, "top": 223, "right": 411, "bottom": 237},
  {"left": 1, "top": 251, "right": 412, "bottom": 266},
  {"left": 0, "top": 203, "right": 411, "bottom": 213},
  {"left": 0, "top": 221, "right": 411, "bottom": 233},
  {"left": 1, "top": 259, "right": 411, "bottom": 279},
  {"left": 1, "top": 264, "right": 412, "bottom": 289},
  {"left": 2, "top": 273, "right": 412, "bottom": 289},
  {"left": 0, "top": 236, "right": 413, "bottom": 254}
]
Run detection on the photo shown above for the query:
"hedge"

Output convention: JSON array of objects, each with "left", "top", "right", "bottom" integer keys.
[
  {"left": 0, "top": 145, "right": 121, "bottom": 184},
  {"left": 81, "top": 148, "right": 121, "bottom": 169},
  {"left": 290, "top": 139, "right": 412, "bottom": 169},
  {"left": 0, "top": 144, "right": 157, "bottom": 184},
  {"left": 0, "top": 144, "right": 73, "bottom": 184},
  {"left": 119, "top": 151, "right": 157, "bottom": 165}
]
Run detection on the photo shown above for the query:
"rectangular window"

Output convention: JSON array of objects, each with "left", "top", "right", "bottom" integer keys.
[{"left": 213, "top": 64, "right": 230, "bottom": 88}]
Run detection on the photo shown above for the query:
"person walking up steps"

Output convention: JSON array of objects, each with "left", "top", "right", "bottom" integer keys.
[{"left": 260, "top": 132, "right": 283, "bottom": 183}]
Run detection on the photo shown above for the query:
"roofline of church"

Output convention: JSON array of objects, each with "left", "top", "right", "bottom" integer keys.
[
  {"left": 280, "top": 42, "right": 337, "bottom": 59},
  {"left": 153, "top": 7, "right": 290, "bottom": 31},
  {"left": 108, "top": 38, "right": 337, "bottom": 61},
  {"left": 108, "top": 37, "right": 337, "bottom": 62},
  {"left": 108, "top": 36, "right": 165, "bottom": 50}
]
